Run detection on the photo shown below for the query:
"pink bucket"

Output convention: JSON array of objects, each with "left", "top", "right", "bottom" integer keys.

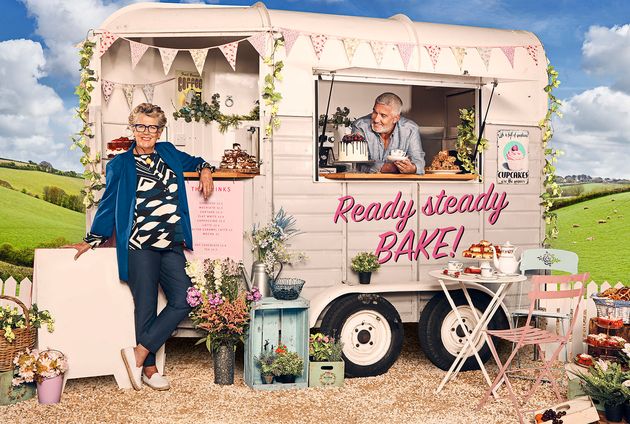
[{"left": 36, "top": 375, "right": 64, "bottom": 404}]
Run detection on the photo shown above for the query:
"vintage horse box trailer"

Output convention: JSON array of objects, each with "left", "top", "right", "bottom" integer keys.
[{"left": 90, "top": 2, "right": 548, "bottom": 377}]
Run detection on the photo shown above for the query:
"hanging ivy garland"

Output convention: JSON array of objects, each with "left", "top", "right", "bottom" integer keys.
[
  {"left": 455, "top": 107, "right": 488, "bottom": 175},
  {"left": 540, "top": 62, "right": 563, "bottom": 246},
  {"left": 172, "top": 92, "right": 259, "bottom": 133},
  {"left": 72, "top": 38, "right": 103, "bottom": 209},
  {"left": 262, "top": 33, "right": 284, "bottom": 138}
]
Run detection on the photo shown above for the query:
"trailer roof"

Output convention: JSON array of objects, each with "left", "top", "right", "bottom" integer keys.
[{"left": 99, "top": 2, "right": 547, "bottom": 82}]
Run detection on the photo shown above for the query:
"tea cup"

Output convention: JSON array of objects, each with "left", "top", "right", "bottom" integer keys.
[
  {"left": 480, "top": 264, "right": 493, "bottom": 278},
  {"left": 390, "top": 149, "right": 406, "bottom": 157},
  {"left": 447, "top": 260, "right": 463, "bottom": 272}
]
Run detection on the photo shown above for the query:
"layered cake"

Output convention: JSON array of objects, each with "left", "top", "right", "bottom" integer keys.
[
  {"left": 219, "top": 143, "right": 259, "bottom": 173},
  {"left": 339, "top": 133, "right": 368, "bottom": 161},
  {"left": 106, "top": 137, "right": 132, "bottom": 158},
  {"left": 426, "top": 150, "right": 460, "bottom": 172}
]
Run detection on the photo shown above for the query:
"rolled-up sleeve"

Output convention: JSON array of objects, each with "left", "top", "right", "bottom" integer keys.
[{"left": 405, "top": 128, "right": 425, "bottom": 175}]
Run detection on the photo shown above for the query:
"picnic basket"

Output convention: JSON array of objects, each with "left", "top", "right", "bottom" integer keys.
[
  {"left": 591, "top": 293, "right": 630, "bottom": 324},
  {"left": 0, "top": 295, "right": 37, "bottom": 371}
]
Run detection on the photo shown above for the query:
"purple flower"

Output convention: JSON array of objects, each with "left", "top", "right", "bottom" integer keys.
[
  {"left": 208, "top": 293, "right": 224, "bottom": 307},
  {"left": 186, "top": 287, "right": 202, "bottom": 307},
  {"left": 246, "top": 288, "right": 262, "bottom": 302}
]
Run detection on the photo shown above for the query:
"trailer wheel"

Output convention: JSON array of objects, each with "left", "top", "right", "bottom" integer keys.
[
  {"left": 320, "top": 294, "right": 403, "bottom": 378},
  {"left": 418, "top": 291, "right": 508, "bottom": 371}
]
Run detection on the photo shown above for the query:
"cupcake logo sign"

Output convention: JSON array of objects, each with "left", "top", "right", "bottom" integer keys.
[{"left": 497, "top": 130, "right": 529, "bottom": 184}]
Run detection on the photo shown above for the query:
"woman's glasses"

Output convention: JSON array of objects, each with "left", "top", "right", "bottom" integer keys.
[{"left": 131, "top": 124, "right": 163, "bottom": 134}]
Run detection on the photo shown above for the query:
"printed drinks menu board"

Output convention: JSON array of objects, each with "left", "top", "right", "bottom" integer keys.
[{"left": 184, "top": 180, "right": 243, "bottom": 261}]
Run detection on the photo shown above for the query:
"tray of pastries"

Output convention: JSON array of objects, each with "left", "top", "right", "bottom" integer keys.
[
  {"left": 585, "top": 333, "right": 626, "bottom": 348},
  {"left": 425, "top": 150, "right": 461, "bottom": 174},
  {"left": 219, "top": 143, "right": 259, "bottom": 174},
  {"left": 462, "top": 240, "right": 501, "bottom": 259}
]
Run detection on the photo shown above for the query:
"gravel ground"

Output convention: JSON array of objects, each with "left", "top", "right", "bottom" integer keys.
[{"left": 2, "top": 324, "right": 565, "bottom": 424}]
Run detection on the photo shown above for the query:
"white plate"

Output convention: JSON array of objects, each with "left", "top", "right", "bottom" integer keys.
[
  {"left": 386, "top": 155, "right": 407, "bottom": 162},
  {"left": 426, "top": 169, "right": 462, "bottom": 174},
  {"left": 476, "top": 274, "right": 498, "bottom": 280}
]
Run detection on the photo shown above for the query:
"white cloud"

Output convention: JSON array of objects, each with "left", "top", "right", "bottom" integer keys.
[
  {"left": 554, "top": 86, "right": 630, "bottom": 179},
  {"left": 583, "top": 24, "right": 630, "bottom": 93},
  {"left": 0, "top": 39, "right": 81, "bottom": 171}
]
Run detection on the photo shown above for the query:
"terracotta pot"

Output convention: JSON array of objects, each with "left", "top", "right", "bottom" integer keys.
[{"left": 261, "top": 374, "right": 274, "bottom": 384}]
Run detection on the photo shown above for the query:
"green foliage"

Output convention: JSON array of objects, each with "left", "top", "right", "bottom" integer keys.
[
  {"left": 172, "top": 92, "right": 259, "bottom": 133},
  {"left": 309, "top": 332, "right": 344, "bottom": 362},
  {"left": 0, "top": 260, "right": 32, "bottom": 281},
  {"left": 319, "top": 107, "right": 353, "bottom": 129},
  {"left": 574, "top": 361, "right": 627, "bottom": 406},
  {"left": 351, "top": 252, "right": 381, "bottom": 273},
  {"left": 43, "top": 186, "right": 85, "bottom": 212},
  {"left": 254, "top": 349, "right": 277, "bottom": 376},
  {"left": 455, "top": 107, "right": 488, "bottom": 175},
  {"left": 271, "top": 349, "right": 304, "bottom": 377},
  {"left": 0, "top": 302, "right": 55, "bottom": 342},
  {"left": 0, "top": 168, "right": 84, "bottom": 198},
  {"left": 0, "top": 238, "right": 71, "bottom": 267},
  {"left": 262, "top": 34, "right": 284, "bottom": 137},
  {"left": 552, "top": 186, "right": 630, "bottom": 210}
]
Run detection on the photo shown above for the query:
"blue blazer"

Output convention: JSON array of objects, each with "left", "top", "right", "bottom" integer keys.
[{"left": 90, "top": 141, "right": 205, "bottom": 281}]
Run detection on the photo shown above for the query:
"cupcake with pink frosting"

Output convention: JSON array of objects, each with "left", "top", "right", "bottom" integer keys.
[{"left": 506, "top": 145, "right": 526, "bottom": 170}]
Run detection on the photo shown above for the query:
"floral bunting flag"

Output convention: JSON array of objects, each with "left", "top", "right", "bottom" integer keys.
[
  {"left": 281, "top": 28, "right": 300, "bottom": 56},
  {"left": 424, "top": 45, "right": 441, "bottom": 69},
  {"left": 189, "top": 49, "right": 209, "bottom": 76},
  {"left": 122, "top": 84, "right": 134, "bottom": 110},
  {"left": 343, "top": 38, "right": 360, "bottom": 63},
  {"left": 450, "top": 46, "right": 466, "bottom": 70},
  {"left": 500, "top": 46, "right": 516, "bottom": 68},
  {"left": 142, "top": 84, "right": 155, "bottom": 104},
  {"left": 101, "top": 80, "right": 115, "bottom": 103},
  {"left": 248, "top": 32, "right": 267, "bottom": 58},
  {"left": 129, "top": 41, "right": 150, "bottom": 70},
  {"left": 99, "top": 31, "right": 118, "bottom": 57},
  {"left": 526, "top": 45, "right": 539, "bottom": 66},
  {"left": 477, "top": 47, "right": 492, "bottom": 69},
  {"left": 159, "top": 47, "right": 178, "bottom": 75},
  {"left": 397, "top": 42, "right": 414, "bottom": 69},
  {"left": 370, "top": 41, "right": 385, "bottom": 65},
  {"left": 310, "top": 34, "right": 328, "bottom": 60},
  {"left": 219, "top": 42, "right": 239, "bottom": 71}
]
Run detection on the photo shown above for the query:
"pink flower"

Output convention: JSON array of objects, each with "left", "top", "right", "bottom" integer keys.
[{"left": 186, "top": 287, "right": 202, "bottom": 307}]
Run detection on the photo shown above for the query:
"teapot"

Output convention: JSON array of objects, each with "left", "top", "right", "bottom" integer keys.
[{"left": 490, "top": 241, "right": 521, "bottom": 274}]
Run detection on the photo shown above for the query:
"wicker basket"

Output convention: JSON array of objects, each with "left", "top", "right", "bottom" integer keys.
[
  {"left": 591, "top": 294, "right": 630, "bottom": 324},
  {"left": 0, "top": 295, "right": 37, "bottom": 372},
  {"left": 269, "top": 278, "right": 305, "bottom": 301}
]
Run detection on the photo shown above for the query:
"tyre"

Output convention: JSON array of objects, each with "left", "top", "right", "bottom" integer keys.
[
  {"left": 320, "top": 294, "right": 404, "bottom": 377},
  {"left": 418, "top": 290, "right": 509, "bottom": 371}
]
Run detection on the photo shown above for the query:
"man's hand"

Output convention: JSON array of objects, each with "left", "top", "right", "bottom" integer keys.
[
  {"left": 64, "top": 242, "right": 92, "bottom": 260},
  {"left": 199, "top": 168, "right": 214, "bottom": 200},
  {"left": 394, "top": 158, "right": 417, "bottom": 174}
]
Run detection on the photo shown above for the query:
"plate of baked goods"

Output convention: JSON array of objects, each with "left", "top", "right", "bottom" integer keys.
[{"left": 574, "top": 353, "right": 594, "bottom": 368}]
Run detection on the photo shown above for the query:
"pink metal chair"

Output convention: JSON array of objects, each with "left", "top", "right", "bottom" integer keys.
[{"left": 477, "top": 272, "right": 589, "bottom": 424}]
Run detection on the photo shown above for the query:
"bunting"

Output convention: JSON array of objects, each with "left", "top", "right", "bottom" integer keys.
[
  {"left": 130, "top": 41, "right": 150, "bottom": 70},
  {"left": 248, "top": 33, "right": 267, "bottom": 58},
  {"left": 310, "top": 34, "right": 328, "bottom": 60},
  {"left": 370, "top": 41, "right": 385, "bottom": 65},
  {"left": 281, "top": 28, "right": 300, "bottom": 56},
  {"left": 189, "top": 49, "right": 209, "bottom": 76},
  {"left": 100, "top": 77, "right": 174, "bottom": 106},
  {"left": 101, "top": 80, "right": 115, "bottom": 103},
  {"left": 219, "top": 42, "right": 239, "bottom": 71},
  {"left": 343, "top": 38, "right": 360, "bottom": 64},
  {"left": 397, "top": 42, "right": 414, "bottom": 69},
  {"left": 425, "top": 45, "right": 442, "bottom": 69},
  {"left": 159, "top": 48, "right": 178, "bottom": 75},
  {"left": 122, "top": 84, "right": 134, "bottom": 110},
  {"left": 526, "top": 45, "right": 539, "bottom": 66},
  {"left": 500, "top": 46, "right": 515, "bottom": 68},
  {"left": 477, "top": 47, "right": 492, "bottom": 70},
  {"left": 450, "top": 46, "right": 466, "bottom": 70},
  {"left": 142, "top": 84, "right": 155, "bottom": 103},
  {"left": 99, "top": 31, "right": 118, "bottom": 57}
]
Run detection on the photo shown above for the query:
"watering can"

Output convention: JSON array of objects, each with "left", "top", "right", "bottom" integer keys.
[{"left": 241, "top": 261, "right": 283, "bottom": 298}]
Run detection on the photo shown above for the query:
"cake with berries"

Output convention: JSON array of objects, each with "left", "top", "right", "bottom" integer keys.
[
  {"left": 339, "top": 133, "right": 368, "bottom": 162},
  {"left": 219, "top": 143, "right": 259, "bottom": 173},
  {"left": 106, "top": 136, "right": 132, "bottom": 158}
]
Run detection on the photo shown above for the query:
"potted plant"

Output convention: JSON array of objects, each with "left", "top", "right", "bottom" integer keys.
[
  {"left": 308, "top": 332, "right": 344, "bottom": 387},
  {"left": 12, "top": 348, "right": 68, "bottom": 404},
  {"left": 575, "top": 359, "right": 626, "bottom": 421},
  {"left": 271, "top": 344, "right": 304, "bottom": 384},
  {"left": 254, "top": 347, "right": 277, "bottom": 384},
  {"left": 351, "top": 252, "right": 381, "bottom": 284}
]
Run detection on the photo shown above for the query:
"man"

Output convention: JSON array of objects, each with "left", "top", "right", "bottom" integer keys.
[{"left": 352, "top": 92, "right": 425, "bottom": 174}]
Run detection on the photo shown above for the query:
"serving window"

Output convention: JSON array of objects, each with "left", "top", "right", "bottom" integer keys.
[{"left": 314, "top": 75, "right": 479, "bottom": 182}]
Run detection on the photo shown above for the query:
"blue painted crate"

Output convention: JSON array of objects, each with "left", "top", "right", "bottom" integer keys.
[{"left": 244, "top": 297, "right": 309, "bottom": 390}]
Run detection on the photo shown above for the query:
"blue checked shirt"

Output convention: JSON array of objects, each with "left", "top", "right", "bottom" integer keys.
[{"left": 351, "top": 115, "right": 425, "bottom": 174}]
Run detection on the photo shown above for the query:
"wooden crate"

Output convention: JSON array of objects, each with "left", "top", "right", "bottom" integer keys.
[
  {"left": 244, "top": 297, "right": 309, "bottom": 391},
  {"left": 0, "top": 370, "right": 35, "bottom": 405}
]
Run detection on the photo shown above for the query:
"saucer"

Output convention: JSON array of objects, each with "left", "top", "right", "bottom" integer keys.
[
  {"left": 386, "top": 155, "right": 407, "bottom": 162},
  {"left": 495, "top": 272, "right": 520, "bottom": 277},
  {"left": 476, "top": 274, "right": 498, "bottom": 280}
]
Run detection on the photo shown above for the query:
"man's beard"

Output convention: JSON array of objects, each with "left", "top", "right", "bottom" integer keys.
[{"left": 371, "top": 122, "right": 394, "bottom": 134}]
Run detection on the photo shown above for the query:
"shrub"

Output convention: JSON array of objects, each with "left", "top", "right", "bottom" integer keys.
[{"left": 351, "top": 252, "right": 381, "bottom": 273}]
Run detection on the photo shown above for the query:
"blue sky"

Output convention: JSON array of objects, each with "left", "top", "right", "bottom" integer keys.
[{"left": 0, "top": 0, "right": 628, "bottom": 177}]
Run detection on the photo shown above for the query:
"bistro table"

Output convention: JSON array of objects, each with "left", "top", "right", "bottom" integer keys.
[{"left": 428, "top": 269, "right": 527, "bottom": 396}]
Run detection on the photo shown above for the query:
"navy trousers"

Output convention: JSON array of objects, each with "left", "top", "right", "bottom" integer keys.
[{"left": 127, "top": 246, "right": 192, "bottom": 367}]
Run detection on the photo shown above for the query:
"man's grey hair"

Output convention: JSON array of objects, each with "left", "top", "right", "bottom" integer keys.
[{"left": 374, "top": 92, "right": 403, "bottom": 115}]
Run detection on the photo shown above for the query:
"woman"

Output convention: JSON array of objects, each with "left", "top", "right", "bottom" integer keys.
[{"left": 71, "top": 103, "right": 214, "bottom": 391}]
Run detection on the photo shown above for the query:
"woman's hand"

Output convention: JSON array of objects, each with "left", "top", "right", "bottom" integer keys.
[
  {"left": 199, "top": 168, "right": 214, "bottom": 200},
  {"left": 64, "top": 242, "right": 92, "bottom": 260}
]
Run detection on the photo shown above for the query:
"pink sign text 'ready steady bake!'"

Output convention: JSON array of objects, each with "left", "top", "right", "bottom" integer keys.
[{"left": 333, "top": 183, "right": 510, "bottom": 264}]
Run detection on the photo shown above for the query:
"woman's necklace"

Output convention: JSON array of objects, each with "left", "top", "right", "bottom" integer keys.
[{"left": 133, "top": 147, "right": 155, "bottom": 166}]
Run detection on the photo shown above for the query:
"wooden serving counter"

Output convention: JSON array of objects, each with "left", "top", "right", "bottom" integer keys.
[
  {"left": 320, "top": 172, "right": 478, "bottom": 181},
  {"left": 184, "top": 171, "right": 258, "bottom": 179}
]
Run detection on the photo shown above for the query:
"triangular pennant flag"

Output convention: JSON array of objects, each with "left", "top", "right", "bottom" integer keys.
[
  {"left": 158, "top": 47, "right": 178, "bottom": 75},
  {"left": 310, "top": 34, "right": 328, "bottom": 60},
  {"left": 343, "top": 38, "right": 360, "bottom": 63},
  {"left": 370, "top": 41, "right": 385, "bottom": 65},
  {"left": 129, "top": 41, "right": 150, "bottom": 70},
  {"left": 450, "top": 46, "right": 467, "bottom": 70},
  {"left": 526, "top": 45, "right": 539, "bottom": 66},
  {"left": 500, "top": 46, "right": 516, "bottom": 68},
  {"left": 189, "top": 49, "right": 208, "bottom": 76},
  {"left": 476, "top": 47, "right": 492, "bottom": 69},
  {"left": 101, "top": 80, "right": 114, "bottom": 103},
  {"left": 397, "top": 42, "right": 414, "bottom": 69},
  {"left": 122, "top": 84, "right": 134, "bottom": 110},
  {"left": 248, "top": 33, "right": 267, "bottom": 58},
  {"left": 142, "top": 84, "right": 155, "bottom": 104},
  {"left": 424, "top": 45, "right": 442, "bottom": 69},
  {"left": 99, "top": 31, "right": 118, "bottom": 57},
  {"left": 281, "top": 28, "right": 300, "bottom": 57},
  {"left": 219, "top": 41, "right": 239, "bottom": 71}
]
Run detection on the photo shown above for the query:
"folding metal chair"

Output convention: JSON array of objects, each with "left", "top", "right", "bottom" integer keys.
[{"left": 478, "top": 273, "right": 589, "bottom": 424}]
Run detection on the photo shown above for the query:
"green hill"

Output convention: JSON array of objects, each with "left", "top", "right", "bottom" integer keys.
[
  {"left": 552, "top": 192, "right": 629, "bottom": 285},
  {"left": 0, "top": 186, "right": 85, "bottom": 248},
  {"left": 0, "top": 167, "right": 84, "bottom": 197}
]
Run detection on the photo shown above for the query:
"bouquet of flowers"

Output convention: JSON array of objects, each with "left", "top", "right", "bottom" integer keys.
[
  {"left": 185, "top": 258, "right": 261, "bottom": 352},
  {"left": 249, "top": 208, "right": 306, "bottom": 276},
  {"left": 12, "top": 348, "right": 68, "bottom": 385},
  {"left": 309, "top": 332, "right": 344, "bottom": 362},
  {"left": 0, "top": 303, "right": 55, "bottom": 343}
]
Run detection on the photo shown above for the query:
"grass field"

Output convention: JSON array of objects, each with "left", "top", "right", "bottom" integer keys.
[
  {"left": 552, "top": 191, "right": 629, "bottom": 284},
  {"left": 0, "top": 186, "right": 85, "bottom": 248},
  {"left": 0, "top": 260, "right": 32, "bottom": 281},
  {"left": 0, "top": 167, "right": 84, "bottom": 197}
]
